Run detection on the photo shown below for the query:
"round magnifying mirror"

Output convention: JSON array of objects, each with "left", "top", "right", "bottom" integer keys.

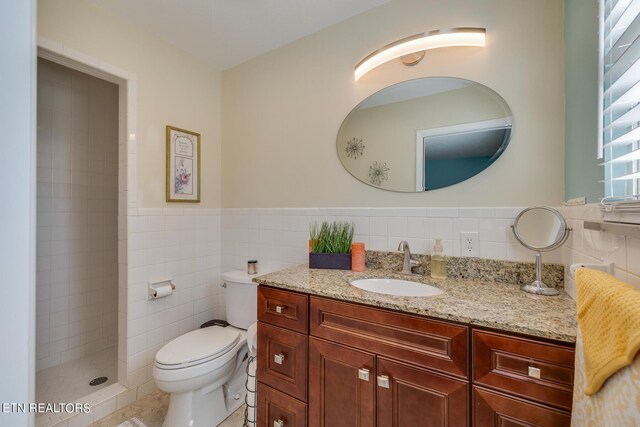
[{"left": 511, "top": 207, "right": 571, "bottom": 296}]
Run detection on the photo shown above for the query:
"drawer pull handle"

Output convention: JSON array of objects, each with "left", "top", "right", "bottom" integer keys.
[
  {"left": 528, "top": 366, "right": 541, "bottom": 379},
  {"left": 358, "top": 368, "right": 370, "bottom": 381},
  {"left": 274, "top": 420, "right": 285, "bottom": 427},
  {"left": 274, "top": 353, "right": 286, "bottom": 365},
  {"left": 377, "top": 375, "right": 390, "bottom": 388},
  {"left": 275, "top": 305, "right": 286, "bottom": 314}
]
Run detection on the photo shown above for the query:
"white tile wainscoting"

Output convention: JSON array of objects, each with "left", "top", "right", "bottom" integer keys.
[
  {"left": 220, "top": 207, "right": 565, "bottom": 276},
  {"left": 122, "top": 208, "right": 222, "bottom": 399},
  {"left": 560, "top": 204, "right": 640, "bottom": 298}
]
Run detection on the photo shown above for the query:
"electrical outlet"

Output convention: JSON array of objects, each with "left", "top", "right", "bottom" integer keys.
[
  {"left": 569, "top": 263, "right": 614, "bottom": 278},
  {"left": 460, "top": 232, "right": 479, "bottom": 257}
]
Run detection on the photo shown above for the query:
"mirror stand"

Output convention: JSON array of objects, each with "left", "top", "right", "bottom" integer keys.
[
  {"left": 520, "top": 252, "right": 559, "bottom": 296},
  {"left": 511, "top": 206, "right": 571, "bottom": 296}
]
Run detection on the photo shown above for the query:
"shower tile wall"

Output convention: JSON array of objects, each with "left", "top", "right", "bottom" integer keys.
[{"left": 36, "top": 58, "right": 119, "bottom": 371}]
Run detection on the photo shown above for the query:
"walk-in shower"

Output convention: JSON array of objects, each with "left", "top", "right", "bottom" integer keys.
[{"left": 35, "top": 58, "right": 119, "bottom": 415}]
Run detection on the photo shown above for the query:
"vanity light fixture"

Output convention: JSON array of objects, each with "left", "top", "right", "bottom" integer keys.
[{"left": 354, "top": 27, "right": 486, "bottom": 81}]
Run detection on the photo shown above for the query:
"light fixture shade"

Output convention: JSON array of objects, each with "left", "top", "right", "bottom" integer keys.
[{"left": 354, "top": 28, "right": 486, "bottom": 81}]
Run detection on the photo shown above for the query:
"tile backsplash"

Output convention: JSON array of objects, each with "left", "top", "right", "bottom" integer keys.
[
  {"left": 220, "top": 207, "right": 564, "bottom": 276},
  {"left": 560, "top": 204, "right": 640, "bottom": 298},
  {"left": 221, "top": 205, "right": 640, "bottom": 302}
]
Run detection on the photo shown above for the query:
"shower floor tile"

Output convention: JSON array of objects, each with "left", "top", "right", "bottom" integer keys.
[{"left": 36, "top": 346, "right": 117, "bottom": 409}]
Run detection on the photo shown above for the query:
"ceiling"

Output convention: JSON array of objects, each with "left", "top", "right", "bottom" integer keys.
[{"left": 89, "top": 0, "right": 391, "bottom": 70}]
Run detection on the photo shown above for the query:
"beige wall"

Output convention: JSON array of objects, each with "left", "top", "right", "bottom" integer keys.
[
  {"left": 337, "top": 85, "right": 508, "bottom": 191},
  {"left": 38, "top": 0, "right": 222, "bottom": 208},
  {"left": 222, "top": 0, "right": 565, "bottom": 207}
]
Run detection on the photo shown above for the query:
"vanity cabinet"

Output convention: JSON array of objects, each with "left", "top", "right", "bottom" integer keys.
[{"left": 256, "top": 286, "right": 575, "bottom": 427}]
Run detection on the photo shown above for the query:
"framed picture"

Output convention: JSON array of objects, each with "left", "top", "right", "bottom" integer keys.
[{"left": 166, "top": 125, "right": 201, "bottom": 203}]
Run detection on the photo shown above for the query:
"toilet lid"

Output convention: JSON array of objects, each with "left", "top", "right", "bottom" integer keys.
[{"left": 155, "top": 326, "right": 240, "bottom": 368}]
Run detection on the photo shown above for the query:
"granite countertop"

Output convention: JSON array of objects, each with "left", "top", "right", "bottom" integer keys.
[{"left": 253, "top": 266, "right": 577, "bottom": 343}]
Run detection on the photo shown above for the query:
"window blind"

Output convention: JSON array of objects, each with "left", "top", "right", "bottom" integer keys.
[{"left": 601, "top": 0, "right": 640, "bottom": 207}]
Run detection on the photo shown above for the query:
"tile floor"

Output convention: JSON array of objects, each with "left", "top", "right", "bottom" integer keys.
[
  {"left": 36, "top": 346, "right": 117, "bottom": 409},
  {"left": 92, "top": 390, "right": 246, "bottom": 427}
]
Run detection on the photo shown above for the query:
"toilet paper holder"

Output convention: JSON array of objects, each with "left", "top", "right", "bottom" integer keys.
[{"left": 148, "top": 279, "right": 177, "bottom": 299}]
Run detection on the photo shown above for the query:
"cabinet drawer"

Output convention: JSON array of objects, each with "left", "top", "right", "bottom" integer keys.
[
  {"left": 258, "top": 286, "right": 309, "bottom": 333},
  {"left": 257, "top": 322, "right": 308, "bottom": 401},
  {"left": 257, "top": 382, "right": 307, "bottom": 427},
  {"left": 473, "top": 386, "right": 571, "bottom": 427},
  {"left": 310, "top": 297, "right": 468, "bottom": 378},
  {"left": 472, "top": 330, "right": 575, "bottom": 410}
]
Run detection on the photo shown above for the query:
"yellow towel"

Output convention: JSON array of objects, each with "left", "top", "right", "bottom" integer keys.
[{"left": 576, "top": 268, "right": 640, "bottom": 395}]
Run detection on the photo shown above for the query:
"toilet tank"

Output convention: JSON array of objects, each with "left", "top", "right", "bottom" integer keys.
[{"left": 221, "top": 270, "right": 259, "bottom": 329}]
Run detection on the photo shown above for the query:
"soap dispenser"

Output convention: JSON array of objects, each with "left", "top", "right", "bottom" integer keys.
[{"left": 430, "top": 238, "right": 447, "bottom": 279}]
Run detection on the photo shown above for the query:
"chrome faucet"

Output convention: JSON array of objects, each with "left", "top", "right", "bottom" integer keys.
[{"left": 398, "top": 240, "right": 421, "bottom": 274}]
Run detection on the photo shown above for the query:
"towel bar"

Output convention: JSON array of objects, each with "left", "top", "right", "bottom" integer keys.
[{"left": 583, "top": 220, "right": 640, "bottom": 239}]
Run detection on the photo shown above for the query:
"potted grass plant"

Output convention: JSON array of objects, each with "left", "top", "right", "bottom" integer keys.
[{"left": 309, "top": 221, "right": 355, "bottom": 270}]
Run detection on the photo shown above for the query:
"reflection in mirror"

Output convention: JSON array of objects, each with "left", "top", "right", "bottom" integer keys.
[
  {"left": 513, "top": 208, "right": 566, "bottom": 250},
  {"left": 511, "top": 207, "right": 571, "bottom": 296},
  {"left": 337, "top": 77, "right": 512, "bottom": 192},
  {"left": 420, "top": 119, "right": 511, "bottom": 191}
]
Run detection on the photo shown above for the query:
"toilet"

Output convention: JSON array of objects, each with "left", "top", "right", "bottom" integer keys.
[{"left": 153, "top": 270, "right": 258, "bottom": 427}]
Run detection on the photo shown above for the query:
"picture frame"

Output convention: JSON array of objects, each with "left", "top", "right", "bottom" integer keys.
[{"left": 166, "top": 125, "right": 201, "bottom": 203}]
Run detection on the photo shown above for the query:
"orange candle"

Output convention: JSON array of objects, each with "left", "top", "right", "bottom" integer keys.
[{"left": 351, "top": 242, "right": 365, "bottom": 272}]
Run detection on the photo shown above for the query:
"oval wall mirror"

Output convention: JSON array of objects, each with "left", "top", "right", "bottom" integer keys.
[
  {"left": 511, "top": 207, "right": 571, "bottom": 296},
  {"left": 337, "top": 77, "right": 513, "bottom": 192}
]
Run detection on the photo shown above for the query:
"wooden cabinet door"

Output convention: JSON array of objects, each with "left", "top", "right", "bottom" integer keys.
[
  {"left": 473, "top": 386, "right": 571, "bottom": 427},
  {"left": 309, "top": 337, "right": 375, "bottom": 427},
  {"left": 377, "top": 357, "right": 469, "bottom": 427}
]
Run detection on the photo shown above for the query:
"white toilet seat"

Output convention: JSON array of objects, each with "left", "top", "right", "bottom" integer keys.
[
  {"left": 153, "top": 326, "right": 247, "bottom": 389},
  {"left": 155, "top": 326, "right": 241, "bottom": 370}
]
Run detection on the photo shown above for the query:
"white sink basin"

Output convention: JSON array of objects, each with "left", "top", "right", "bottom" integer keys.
[{"left": 350, "top": 278, "right": 443, "bottom": 297}]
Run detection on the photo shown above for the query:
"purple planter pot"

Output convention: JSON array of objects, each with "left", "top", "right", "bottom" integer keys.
[{"left": 309, "top": 253, "right": 352, "bottom": 270}]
